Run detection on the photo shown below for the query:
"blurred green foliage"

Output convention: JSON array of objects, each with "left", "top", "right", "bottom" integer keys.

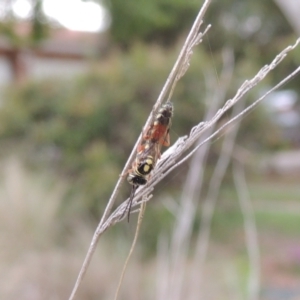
[
  {"left": 0, "top": 41, "right": 283, "bottom": 217},
  {"left": 0, "top": 0, "right": 299, "bottom": 253},
  {"left": 103, "top": 0, "right": 200, "bottom": 46},
  {"left": 101, "top": 0, "right": 294, "bottom": 53},
  {"left": 0, "top": 44, "right": 203, "bottom": 215}
]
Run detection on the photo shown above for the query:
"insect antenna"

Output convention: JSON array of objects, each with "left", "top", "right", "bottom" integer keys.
[
  {"left": 120, "top": 185, "right": 138, "bottom": 222},
  {"left": 127, "top": 185, "right": 138, "bottom": 222}
]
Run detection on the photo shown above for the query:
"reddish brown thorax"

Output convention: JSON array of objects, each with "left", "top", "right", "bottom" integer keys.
[{"left": 144, "top": 101, "right": 173, "bottom": 146}]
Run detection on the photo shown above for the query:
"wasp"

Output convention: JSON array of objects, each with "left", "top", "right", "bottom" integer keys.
[{"left": 122, "top": 102, "right": 174, "bottom": 221}]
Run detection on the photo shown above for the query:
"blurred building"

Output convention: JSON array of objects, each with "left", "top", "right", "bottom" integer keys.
[{"left": 0, "top": 22, "right": 106, "bottom": 85}]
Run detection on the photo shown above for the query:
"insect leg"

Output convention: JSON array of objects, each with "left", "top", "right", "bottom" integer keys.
[{"left": 162, "top": 130, "right": 170, "bottom": 147}]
